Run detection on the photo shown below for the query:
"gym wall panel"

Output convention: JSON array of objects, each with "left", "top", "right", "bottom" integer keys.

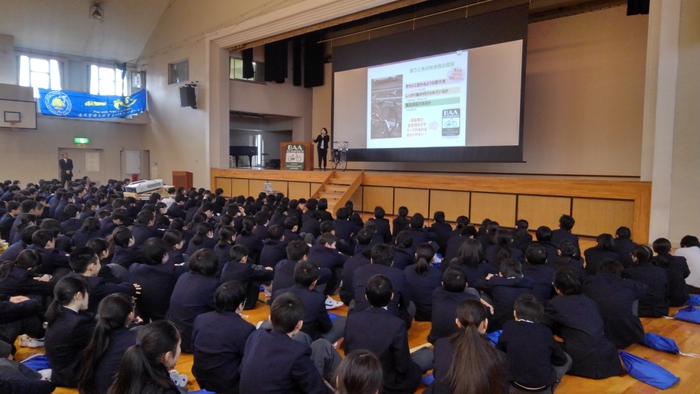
[
  {"left": 394, "top": 188, "right": 429, "bottom": 217},
  {"left": 430, "top": 190, "right": 470, "bottom": 222},
  {"left": 572, "top": 198, "right": 635, "bottom": 237},
  {"left": 517, "top": 195, "right": 571, "bottom": 230},
  {"left": 363, "top": 186, "right": 394, "bottom": 215},
  {"left": 471, "top": 193, "right": 516, "bottom": 226}
]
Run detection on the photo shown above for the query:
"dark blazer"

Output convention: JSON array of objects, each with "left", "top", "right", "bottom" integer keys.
[
  {"left": 98, "top": 218, "right": 118, "bottom": 238},
  {"left": 307, "top": 244, "right": 346, "bottom": 271},
  {"left": 240, "top": 329, "right": 333, "bottom": 394},
  {"left": 583, "top": 273, "right": 648, "bottom": 349},
  {"left": 428, "top": 287, "right": 479, "bottom": 344},
  {"left": 547, "top": 256, "right": 587, "bottom": 279},
  {"left": 404, "top": 264, "right": 442, "bottom": 321},
  {"left": 221, "top": 261, "right": 274, "bottom": 284},
  {"left": 60, "top": 218, "right": 82, "bottom": 235},
  {"left": 185, "top": 236, "right": 217, "bottom": 256},
  {"left": 614, "top": 238, "right": 637, "bottom": 268},
  {"left": 272, "top": 285, "right": 332, "bottom": 341},
  {"left": 167, "top": 272, "right": 219, "bottom": 352},
  {"left": 496, "top": 320, "right": 568, "bottom": 387},
  {"left": 623, "top": 262, "right": 669, "bottom": 317},
  {"left": 333, "top": 219, "right": 362, "bottom": 246},
  {"left": 0, "top": 213, "right": 15, "bottom": 241},
  {"left": 272, "top": 259, "right": 332, "bottom": 295},
  {"left": 59, "top": 158, "right": 73, "bottom": 176},
  {"left": 92, "top": 327, "right": 138, "bottom": 394},
  {"left": 352, "top": 263, "right": 411, "bottom": 327},
  {"left": 0, "top": 241, "right": 27, "bottom": 263},
  {"left": 259, "top": 239, "right": 288, "bottom": 269},
  {"left": 532, "top": 241, "right": 560, "bottom": 265},
  {"left": 235, "top": 233, "right": 264, "bottom": 264},
  {"left": 0, "top": 266, "right": 53, "bottom": 297},
  {"left": 340, "top": 252, "right": 371, "bottom": 305},
  {"left": 213, "top": 243, "right": 233, "bottom": 274},
  {"left": 68, "top": 273, "right": 136, "bottom": 313},
  {"left": 391, "top": 246, "right": 414, "bottom": 271},
  {"left": 486, "top": 276, "right": 535, "bottom": 332},
  {"left": 344, "top": 307, "right": 422, "bottom": 394},
  {"left": 430, "top": 222, "right": 453, "bottom": 255},
  {"left": 253, "top": 224, "right": 268, "bottom": 241},
  {"left": 551, "top": 229, "right": 579, "bottom": 251},
  {"left": 131, "top": 224, "right": 160, "bottom": 247},
  {"left": 583, "top": 249, "right": 621, "bottom": 275},
  {"left": 368, "top": 217, "right": 392, "bottom": 243},
  {"left": 28, "top": 245, "right": 70, "bottom": 275},
  {"left": 521, "top": 263, "right": 556, "bottom": 305},
  {"left": 70, "top": 229, "right": 99, "bottom": 249},
  {"left": 485, "top": 245, "right": 524, "bottom": 267},
  {"left": 128, "top": 262, "right": 188, "bottom": 322},
  {"left": 444, "top": 235, "right": 469, "bottom": 266},
  {"left": 392, "top": 216, "right": 409, "bottom": 237},
  {"left": 193, "top": 311, "right": 256, "bottom": 394},
  {"left": 314, "top": 134, "right": 330, "bottom": 151},
  {"left": 44, "top": 308, "right": 96, "bottom": 388},
  {"left": 166, "top": 203, "right": 186, "bottom": 220},
  {"left": 111, "top": 245, "right": 141, "bottom": 268},
  {"left": 544, "top": 294, "right": 624, "bottom": 378},
  {"left": 511, "top": 231, "right": 533, "bottom": 254},
  {"left": 407, "top": 227, "right": 437, "bottom": 254},
  {"left": 283, "top": 229, "right": 300, "bottom": 244},
  {"left": 652, "top": 255, "right": 690, "bottom": 306},
  {"left": 298, "top": 217, "right": 321, "bottom": 239}
]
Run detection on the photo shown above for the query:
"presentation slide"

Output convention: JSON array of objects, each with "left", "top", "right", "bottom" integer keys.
[{"left": 366, "top": 51, "right": 468, "bottom": 149}]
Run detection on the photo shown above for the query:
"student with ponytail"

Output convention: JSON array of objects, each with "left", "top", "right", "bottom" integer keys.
[
  {"left": 44, "top": 275, "right": 95, "bottom": 388},
  {"left": 78, "top": 293, "right": 138, "bottom": 394},
  {"left": 235, "top": 216, "right": 263, "bottom": 265},
  {"left": 652, "top": 237, "right": 690, "bottom": 306},
  {"left": 404, "top": 243, "right": 443, "bottom": 321},
  {"left": 0, "top": 249, "right": 52, "bottom": 299},
  {"left": 185, "top": 222, "right": 216, "bottom": 256},
  {"left": 107, "top": 320, "right": 182, "bottom": 394},
  {"left": 213, "top": 225, "right": 236, "bottom": 274},
  {"left": 427, "top": 298, "right": 507, "bottom": 394}
]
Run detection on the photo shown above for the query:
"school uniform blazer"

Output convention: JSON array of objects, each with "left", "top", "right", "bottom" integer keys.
[
  {"left": 235, "top": 233, "right": 264, "bottom": 264},
  {"left": 486, "top": 276, "right": 535, "bottom": 332},
  {"left": 239, "top": 328, "right": 333, "bottom": 394},
  {"left": 333, "top": 219, "right": 362, "bottom": 245},
  {"left": 0, "top": 240, "right": 27, "bottom": 262},
  {"left": 404, "top": 264, "right": 443, "bottom": 321},
  {"left": 340, "top": 252, "right": 371, "bottom": 305},
  {"left": 583, "top": 249, "right": 621, "bottom": 275},
  {"left": 614, "top": 238, "right": 637, "bottom": 268},
  {"left": 70, "top": 229, "right": 99, "bottom": 249},
  {"left": 391, "top": 246, "right": 414, "bottom": 271},
  {"left": 0, "top": 213, "right": 15, "bottom": 240},
  {"left": 44, "top": 308, "right": 96, "bottom": 388},
  {"left": 213, "top": 243, "right": 233, "bottom": 274},
  {"left": 272, "top": 285, "right": 332, "bottom": 341},
  {"left": 0, "top": 266, "right": 53, "bottom": 297},
  {"left": 259, "top": 239, "right": 288, "bottom": 269},
  {"left": 298, "top": 218, "right": 321, "bottom": 239},
  {"left": 28, "top": 245, "right": 70, "bottom": 275},
  {"left": 48, "top": 196, "right": 61, "bottom": 218},
  {"left": 283, "top": 229, "right": 300, "bottom": 244},
  {"left": 192, "top": 311, "right": 256, "bottom": 394},
  {"left": 53, "top": 201, "right": 69, "bottom": 222},
  {"left": 167, "top": 248, "right": 186, "bottom": 265},
  {"left": 318, "top": 209, "right": 333, "bottom": 222},
  {"left": 307, "top": 244, "right": 346, "bottom": 271},
  {"left": 67, "top": 273, "right": 136, "bottom": 313},
  {"left": 368, "top": 217, "right": 392, "bottom": 243},
  {"left": 253, "top": 224, "right": 269, "bottom": 241},
  {"left": 352, "top": 264, "right": 411, "bottom": 327},
  {"left": 407, "top": 227, "right": 438, "bottom": 254},
  {"left": 485, "top": 245, "right": 524, "bottom": 267},
  {"left": 427, "top": 336, "right": 508, "bottom": 394},
  {"left": 166, "top": 203, "right": 186, "bottom": 220},
  {"left": 544, "top": 294, "right": 623, "bottom": 379},
  {"left": 428, "top": 287, "right": 479, "bottom": 344},
  {"left": 131, "top": 224, "right": 160, "bottom": 247},
  {"left": 622, "top": 262, "right": 669, "bottom": 317},
  {"left": 79, "top": 209, "right": 96, "bottom": 222},
  {"left": 522, "top": 263, "right": 556, "bottom": 305},
  {"left": 60, "top": 218, "right": 82, "bottom": 235},
  {"left": 430, "top": 222, "right": 453, "bottom": 255},
  {"left": 531, "top": 241, "right": 560, "bottom": 265},
  {"left": 92, "top": 327, "right": 138, "bottom": 394},
  {"left": 583, "top": 273, "right": 647, "bottom": 349},
  {"left": 444, "top": 235, "right": 469, "bottom": 266},
  {"left": 551, "top": 229, "right": 580, "bottom": 251},
  {"left": 443, "top": 261, "right": 495, "bottom": 291},
  {"left": 167, "top": 271, "right": 219, "bottom": 352},
  {"left": 185, "top": 236, "right": 217, "bottom": 256},
  {"left": 392, "top": 217, "right": 409, "bottom": 237},
  {"left": 221, "top": 261, "right": 274, "bottom": 284},
  {"left": 128, "top": 262, "right": 188, "bottom": 322},
  {"left": 344, "top": 306, "right": 422, "bottom": 394},
  {"left": 547, "top": 256, "right": 587, "bottom": 279},
  {"left": 511, "top": 232, "right": 533, "bottom": 254},
  {"left": 111, "top": 245, "right": 142, "bottom": 268},
  {"left": 653, "top": 255, "right": 691, "bottom": 306},
  {"left": 496, "top": 320, "right": 568, "bottom": 387},
  {"left": 98, "top": 219, "right": 118, "bottom": 238}
]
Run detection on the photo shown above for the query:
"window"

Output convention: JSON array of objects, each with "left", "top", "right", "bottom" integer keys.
[
  {"left": 89, "top": 65, "right": 125, "bottom": 96},
  {"left": 169, "top": 60, "right": 188, "bottom": 84},
  {"left": 230, "top": 58, "right": 265, "bottom": 83},
  {"left": 18, "top": 55, "right": 62, "bottom": 97}
]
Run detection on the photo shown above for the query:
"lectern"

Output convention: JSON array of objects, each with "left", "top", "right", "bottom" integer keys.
[
  {"left": 172, "top": 171, "right": 193, "bottom": 190},
  {"left": 280, "top": 142, "right": 315, "bottom": 171}
]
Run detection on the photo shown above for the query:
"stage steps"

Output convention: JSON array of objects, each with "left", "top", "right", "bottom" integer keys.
[{"left": 311, "top": 171, "right": 364, "bottom": 214}]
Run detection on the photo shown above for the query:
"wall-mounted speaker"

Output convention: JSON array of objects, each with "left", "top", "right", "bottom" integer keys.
[
  {"left": 179, "top": 85, "right": 196, "bottom": 109},
  {"left": 627, "top": 0, "right": 649, "bottom": 15}
]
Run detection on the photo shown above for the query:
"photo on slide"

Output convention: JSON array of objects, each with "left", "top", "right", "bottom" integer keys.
[{"left": 370, "top": 75, "right": 403, "bottom": 139}]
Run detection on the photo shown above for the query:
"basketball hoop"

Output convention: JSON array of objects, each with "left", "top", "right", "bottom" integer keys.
[{"left": 8, "top": 121, "right": 19, "bottom": 131}]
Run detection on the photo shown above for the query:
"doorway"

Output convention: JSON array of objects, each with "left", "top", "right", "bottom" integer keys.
[{"left": 58, "top": 148, "right": 106, "bottom": 186}]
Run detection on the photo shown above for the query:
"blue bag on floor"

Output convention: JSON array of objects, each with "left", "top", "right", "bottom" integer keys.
[
  {"left": 673, "top": 306, "right": 700, "bottom": 324},
  {"left": 619, "top": 350, "right": 680, "bottom": 390},
  {"left": 329, "top": 312, "right": 340, "bottom": 322},
  {"left": 685, "top": 294, "right": 700, "bottom": 306},
  {"left": 486, "top": 330, "right": 502, "bottom": 346},
  {"left": 643, "top": 333, "right": 680, "bottom": 354},
  {"left": 20, "top": 354, "right": 50, "bottom": 371},
  {"left": 421, "top": 373, "right": 435, "bottom": 386}
]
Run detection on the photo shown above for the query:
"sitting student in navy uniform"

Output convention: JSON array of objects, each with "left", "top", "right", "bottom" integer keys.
[
  {"left": 252, "top": 211, "right": 270, "bottom": 241},
  {"left": 0, "top": 249, "right": 53, "bottom": 300},
  {"left": 308, "top": 234, "right": 347, "bottom": 295},
  {"left": 583, "top": 234, "right": 621, "bottom": 276},
  {"left": 240, "top": 292, "right": 338, "bottom": 394},
  {"left": 212, "top": 226, "right": 236, "bottom": 274},
  {"left": 110, "top": 226, "right": 142, "bottom": 268},
  {"left": 0, "top": 201, "right": 19, "bottom": 241},
  {"left": 444, "top": 225, "right": 477, "bottom": 267},
  {"left": 77, "top": 294, "right": 138, "bottom": 394},
  {"left": 391, "top": 230, "right": 414, "bottom": 270},
  {"left": 532, "top": 226, "right": 560, "bottom": 265},
  {"left": 192, "top": 281, "right": 256, "bottom": 394},
  {"left": 272, "top": 240, "right": 331, "bottom": 295},
  {"left": 59, "top": 204, "right": 83, "bottom": 235},
  {"left": 485, "top": 231, "right": 524, "bottom": 268},
  {"left": 344, "top": 274, "right": 431, "bottom": 394},
  {"left": 299, "top": 210, "right": 322, "bottom": 240},
  {"left": 131, "top": 210, "right": 161, "bottom": 247},
  {"left": 99, "top": 208, "right": 129, "bottom": 238},
  {"left": 340, "top": 229, "right": 373, "bottom": 306},
  {"left": 392, "top": 206, "right": 410, "bottom": 238},
  {"left": 0, "top": 225, "right": 36, "bottom": 263},
  {"left": 166, "top": 194, "right": 187, "bottom": 220},
  {"left": 430, "top": 211, "right": 453, "bottom": 255},
  {"left": 235, "top": 217, "right": 264, "bottom": 265},
  {"left": 186, "top": 222, "right": 217, "bottom": 256},
  {"left": 614, "top": 226, "right": 638, "bottom": 268},
  {"left": 333, "top": 208, "right": 362, "bottom": 250},
  {"left": 259, "top": 224, "right": 288, "bottom": 268},
  {"left": 496, "top": 294, "right": 571, "bottom": 393},
  {"left": 221, "top": 244, "right": 273, "bottom": 310},
  {"left": 167, "top": 249, "right": 220, "bottom": 353},
  {"left": 445, "top": 238, "right": 494, "bottom": 290},
  {"left": 67, "top": 247, "right": 140, "bottom": 313},
  {"left": 622, "top": 245, "right": 669, "bottom": 317},
  {"left": 485, "top": 259, "right": 535, "bottom": 332},
  {"left": 128, "top": 238, "right": 187, "bottom": 323},
  {"left": 44, "top": 276, "right": 96, "bottom": 388},
  {"left": 652, "top": 237, "right": 690, "bottom": 306},
  {"left": 405, "top": 243, "right": 443, "bottom": 321},
  {"left": 549, "top": 239, "right": 587, "bottom": 279},
  {"left": 71, "top": 217, "right": 100, "bottom": 249},
  {"left": 406, "top": 213, "right": 438, "bottom": 255},
  {"left": 583, "top": 259, "right": 648, "bottom": 348},
  {"left": 163, "top": 229, "right": 187, "bottom": 264},
  {"left": 270, "top": 261, "right": 346, "bottom": 344},
  {"left": 544, "top": 267, "right": 623, "bottom": 379},
  {"left": 428, "top": 266, "right": 481, "bottom": 344},
  {"left": 283, "top": 216, "right": 301, "bottom": 245},
  {"left": 367, "top": 206, "right": 392, "bottom": 243},
  {"left": 522, "top": 243, "right": 556, "bottom": 305},
  {"left": 352, "top": 244, "right": 414, "bottom": 328},
  {"left": 426, "top": 299, "right": 507, "bottom": 394},
  {"left": 28, "top": 229, "right": 72, "bottom": 278},
  {"left": 41, "top": 218, "right": 72, "bottom": 253},
  {"left": 551, "top": 214, "right": 580, "bottom": 254},
  {"left": 510, "top": 219, "right": 533, "bottom": 253}
]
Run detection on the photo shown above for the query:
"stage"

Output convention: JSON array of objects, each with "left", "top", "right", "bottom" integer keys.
[{"left": 211, "top": 168, "right": 651, "bottom": 241}]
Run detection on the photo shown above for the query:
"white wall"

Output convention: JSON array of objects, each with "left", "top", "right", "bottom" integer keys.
[{"left": 0, "top": 35, "right": 16, "bottom": 84}]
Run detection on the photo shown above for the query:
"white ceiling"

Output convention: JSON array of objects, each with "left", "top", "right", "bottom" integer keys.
[{"left": 0, "top": 0, "right": 174, "bottom": 62}]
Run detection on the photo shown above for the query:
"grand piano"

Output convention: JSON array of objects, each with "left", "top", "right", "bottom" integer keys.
[{"left": 229, "top": 146, "right": 258, "bottom": 168}]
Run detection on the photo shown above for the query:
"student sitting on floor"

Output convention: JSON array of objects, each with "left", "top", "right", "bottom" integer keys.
[
  {"left": 272, "top": 239, "right": 332, "bottom": 297},
  {"left": 551, "top": 214, "right": 580, "bottom": 254},
  {"left": 496, "top": 293, "right": 571, "bottom": 392},
  {"left": 334, "top": 350, "right": 383, "bottom": 394},
  {"left": 185, "top": 222, "right": 216, "bottom": 256},
  {"left": 583, "top": 233, "right": 620, "bottom": 276},
  {"left": 192, "top": 281, "right": 256, "bottom": 394},
  {"left": 623, "top": 245, "right": 669, "bottom": 317},
  {"left": 428, "top": 266, "right": 481, "bottom": 344},
  {"left": 109, "top": 226, "right": 141, "bottom": 269},
  {"left": 235, "top": 217, "right": 264, "bottom": 265},
  {"left": 259, "top": 224, "right": 288, "bottom": 269},
  {"left": 545, "top": 267, "right": 623, "bottom": 379},
  {"left": 583, "top": 259, "right": 647, "bottom": 349},
  {"left": 339, "top": 229, "right": 373, "bottom": 306},
  {"left": 221, "top": 244, "right": 273, "bottom": 310},
  {"left": 652, "top": 237, "right": 690, "bottom": 306},
  {"left": 522, "top": 243, "right": 556, "bottom": 305},
  {"left": 404, "top": 243, "right": 443, "bottom": 321},
  {"left": 163, "top": 229, "right": 187, "bottom": 265},
  {"left": 240, "top": 293, "right": 338, "bottom": 394},
  {"left": 392, "top": 206, "right": 410, "bottom": 238},
  {"left": 344, "top": 274, "right": 431, "bottom": 394},
  {"left": 367, "top": 206, "right": 391, "bottom": 244},
  {"left": 212, "top": 225, "right": 236, "bottom": 274},
  {"left": 485, "top": 259, "right": 534, "bottom": 332},
  {"left": 550, "top": 239, "right": 586, "bottom": 279},
  {"left": 391, "top": 230, "right": 414, "bottom": 270},
  {"left": 444, "top": 224, "right": 477, "bottom": 266}
]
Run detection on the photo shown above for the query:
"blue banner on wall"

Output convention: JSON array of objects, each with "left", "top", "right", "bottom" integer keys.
[{"left": 38, "top": 88, "right": 147, "bottom": 119}]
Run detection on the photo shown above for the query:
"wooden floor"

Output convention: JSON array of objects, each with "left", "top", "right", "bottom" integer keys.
[{"left": 15, "top": 238, "right": 700, "bottom": 393}]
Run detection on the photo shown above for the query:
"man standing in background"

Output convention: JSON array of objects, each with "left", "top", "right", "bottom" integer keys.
[{"left": 59, "top": 152, "right": 73, "bottom": 187}]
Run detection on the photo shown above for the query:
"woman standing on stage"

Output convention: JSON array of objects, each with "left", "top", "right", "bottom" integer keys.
[{"left": 314, "top": 127, "right": 330, "bottom": 171}]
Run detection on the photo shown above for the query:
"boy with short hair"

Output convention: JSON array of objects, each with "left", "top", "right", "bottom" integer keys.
[
  {"left": 428, "top": 266, "right": 480, "bottom": 344},
  {"left": 221, "top": 244, "right": 273, "bottom": 310},
  {"left": 485, "top": 259, "right": 535, "bottom": 332}
]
